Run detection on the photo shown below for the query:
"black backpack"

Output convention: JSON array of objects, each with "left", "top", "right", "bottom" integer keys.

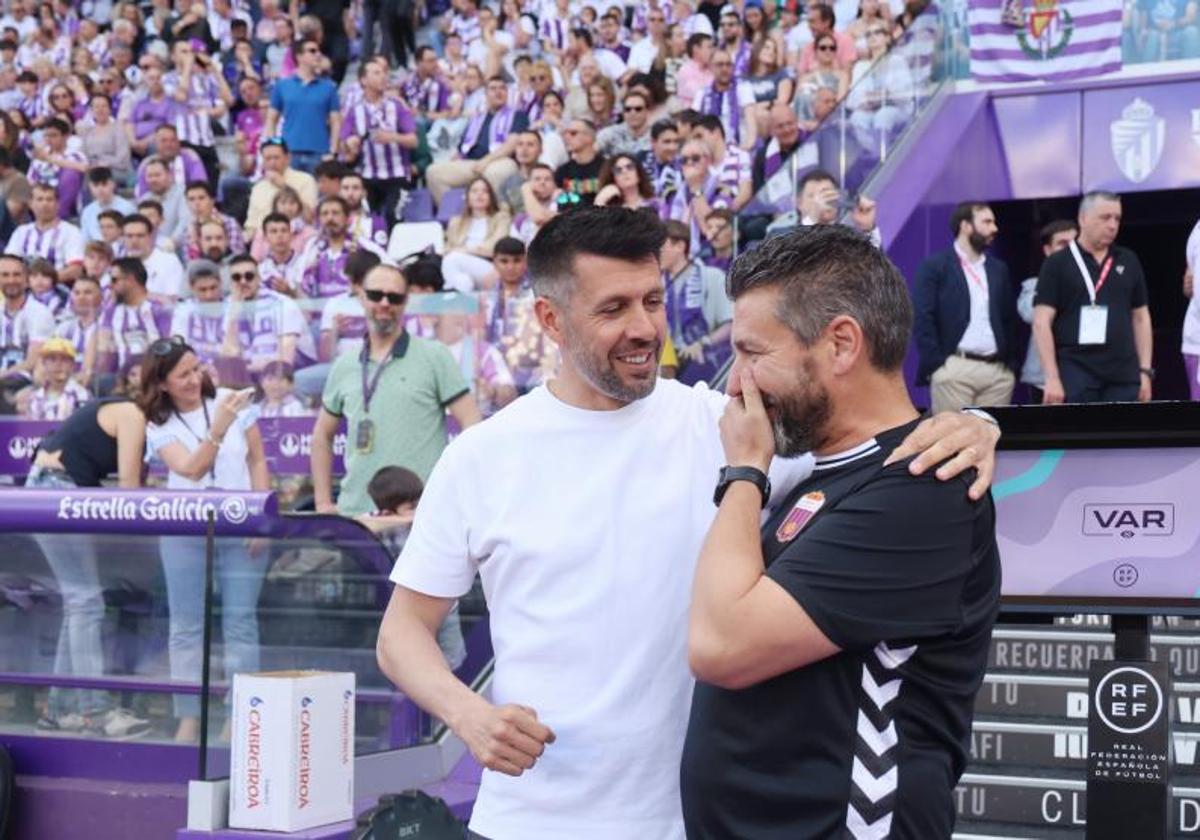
[{"left": 349, "top": 791, "right": 464, "bottom": 840}]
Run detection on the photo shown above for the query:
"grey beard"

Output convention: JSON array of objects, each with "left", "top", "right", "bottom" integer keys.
[{"left": 371, "top": 317, "right": 398, "bottom": 336}]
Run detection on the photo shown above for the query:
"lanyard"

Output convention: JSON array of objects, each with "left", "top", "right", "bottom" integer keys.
[
  {"left": 174, "top": 400, "right": 216, "bottom": 481},
  {"left": 361, "top": 350, "right": 392, "bottom": 414},
  {"left": 1069, "top": 240, "right": 1113, "bottom": 305},
  {"left": 958, "top": 255, "right": 988, "bottom": 295}
]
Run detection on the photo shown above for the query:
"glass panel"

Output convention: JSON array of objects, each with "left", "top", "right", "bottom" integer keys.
[{"left": 0, "top": 505, "right": 493, "bottom": 782}]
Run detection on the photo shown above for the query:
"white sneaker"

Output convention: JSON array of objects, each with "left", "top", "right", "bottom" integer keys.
[{"left": 93, "top": 708, "right": 152, "bottom": 740}]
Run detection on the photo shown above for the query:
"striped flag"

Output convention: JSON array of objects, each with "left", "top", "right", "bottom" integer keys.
[{"left": 968, "top": 0, "right": 1123, "bottom": 83}]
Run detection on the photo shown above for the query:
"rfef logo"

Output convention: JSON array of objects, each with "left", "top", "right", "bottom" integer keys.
[
  {"left": 1082, "top": 503, "right": 1174, "bottom": 539},
  {"left": 1094, "top": 666, "right": 1163, "bottom": 734}
]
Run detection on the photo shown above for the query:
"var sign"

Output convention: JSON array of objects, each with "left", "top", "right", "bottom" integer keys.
[{"left": 1082, "top": 503, "right": 1174, "bottom": 538}]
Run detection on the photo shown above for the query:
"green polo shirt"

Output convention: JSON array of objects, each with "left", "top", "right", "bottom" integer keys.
[{"left": 322, "top": 332, "right": 469, "bottom": 515}]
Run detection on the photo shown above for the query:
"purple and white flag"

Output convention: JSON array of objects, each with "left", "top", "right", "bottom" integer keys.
[{"left": 967, "top": 0, "right": 1122, "bottom": 84}]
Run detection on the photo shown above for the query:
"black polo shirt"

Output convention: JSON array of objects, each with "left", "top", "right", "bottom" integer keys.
[
  {"left": 1035, "top": 243, "right": 1147, "bottom": 383},
  {"left": 680, "top": 420, "right": 1001, "bottom": 839}
]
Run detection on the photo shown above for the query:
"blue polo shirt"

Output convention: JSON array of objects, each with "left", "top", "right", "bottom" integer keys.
[{"left": 270, "top": 75, "right": 340, "bottom": 153}]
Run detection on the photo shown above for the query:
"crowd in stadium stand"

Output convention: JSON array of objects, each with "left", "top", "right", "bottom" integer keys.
[{"left": 0, "top": 0, "right": 941, "bottom": 433}]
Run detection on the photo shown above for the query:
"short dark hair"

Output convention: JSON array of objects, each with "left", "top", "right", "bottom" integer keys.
[
  {"left": 318, "top": 195, "right": 350, "bottom": 215},
  {"left": 346, "top": 249, "right": 382, "bottom": 285},
  {"left": 949, "top": 201, "right": 989, "bottom": 236},
  {"left": 494, "top": 236, "right": 526, "bottom": 258},
  {"left": 228, "top": 253, "right": 257, "bottom": 270},
  {"left": 314, "top": 160, "right": 349, "bottom": 180},
  {"left": 262, "top": 212, "right": 291, "bottom": 231},
  {"left": 367, "top": 465, "right": 425, "bottom": 513},
  {"left": 686, "top": 33, "right": 712, "bottom": 57},
  {"left": 87, "top": 166, "right": 114, "bottom": 185},
  {"left": 112, "top": 256, "right": 148, "bottom": 287},
  {"left": 98, "top": 209, "right": 125, "bottom": 226},
  {"left": 185, "top": 180, "right": 214, "bottom": 197},
  {"left": 571, "top": 27, "right": 594, "bottom": 47},
  {"left": 42, "top": 118, "right": 69, "bottom": 135},
  {"left": 414, "top": 45, "right": 436, "bottom": 62},
  {"left": 527, "top": 207, "right": 666, "bottom": 303},
  {"left": 121, "top": 214, "right": 153, "bottom": 234},
  {"left": 651, "top": 118, "right": 678, "bottom": 140},
  {"left": 810, "top": 2, "right": 836, "bottom": 25},
  {"left": 402, "top": 254, "right": 444, "bottom": 291},
  {"left": 798, "top": 168, "right": 837, "bottom": 192},
  {"left": 1039, "top": 218, "right": 1078, "bottom": 247},
  {"left": 727, "top": 225, "right": 911, "bottom": 371},
  {"left": 674, "top": 108, "right": 702, "bottom": 129},
  {"left": 136, "top": 199, "right": 164, "bottom": 218},
  {"left": 695, "top": 114, "right": 724, "bottom": 137}
]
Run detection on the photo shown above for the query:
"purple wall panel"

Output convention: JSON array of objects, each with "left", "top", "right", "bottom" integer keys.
[
  {"left": 991, "top": 93, "right": 1083, "bottom": 198},
  {"left": 1081, "top": 80, "right": 1200, "bottom": 193}
]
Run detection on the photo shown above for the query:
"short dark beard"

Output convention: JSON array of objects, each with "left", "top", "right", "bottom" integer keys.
[
  {"left": 560, "top": 317, "right": 659, "bottom": 405},
  {"left": 968, "top": 229, "right": 990, "bottom": 253},
  {"left": 769, "top": 360, "right": 832, "bottom": 457}
]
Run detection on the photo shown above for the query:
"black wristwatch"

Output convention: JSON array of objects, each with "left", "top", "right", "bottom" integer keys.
[
  {"left": 1140, "top": 366, "right": 1156, "bottom": 380},
  {"left": 714, "top": 466, "right": 772, "bottom": 508}
]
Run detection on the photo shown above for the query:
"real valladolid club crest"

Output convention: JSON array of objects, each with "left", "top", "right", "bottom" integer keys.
[
  {"left": 1110, "top": 97, "right": 1165, "bottom": 183},
  {"left": 1008, "top": 0, "right": 1075, "bottom": 59}
]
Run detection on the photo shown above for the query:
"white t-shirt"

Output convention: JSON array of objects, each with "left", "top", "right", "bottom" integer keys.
[
  {"left": 1182, "top": 219, "right": 1200, "bottom": 356},
  {"left": 146, "top": 389, "right": 258, "bottom": 490},
  {"left": 392, "top": 379, "right": 813, "bottom": 840},
  {"left": 0, "top": 296, "right": 54, "bottom": 370},
  {"left": 319, "top": 291, "right": 368, "bottom": 358},
  {"left": 143, "top": 248, "right": 187, "bottom": 301}
]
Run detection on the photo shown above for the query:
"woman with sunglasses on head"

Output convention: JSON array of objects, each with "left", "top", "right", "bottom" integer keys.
[
  {"left": 594, "top": 154, "right": 658, "bottom": 213},
  {"left": 28, "top": 394, "right": 151, "bottom": 738},
  {"left": 138, "top": 335, "right": 270, "bottom": 743}
]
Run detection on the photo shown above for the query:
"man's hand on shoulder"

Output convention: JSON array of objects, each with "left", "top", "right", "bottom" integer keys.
[
  {"left": 884, "top": 410, "right": 1000, "bottom": 501},
  {"left": 452, "top": 695, "right": 556, "bottom": 777}
]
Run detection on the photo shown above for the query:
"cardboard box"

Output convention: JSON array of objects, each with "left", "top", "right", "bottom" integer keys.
[{"left": 229, "top": 670, "right": 356, "bottom": 832}]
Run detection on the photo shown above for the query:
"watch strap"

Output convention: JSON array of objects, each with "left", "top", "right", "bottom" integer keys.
[{"left": 714, "top": 465, "right": 771, "bottom": 508}]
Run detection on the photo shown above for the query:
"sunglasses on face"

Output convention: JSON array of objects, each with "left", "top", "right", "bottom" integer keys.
[
  {"left": 301, "top": 46, "right": 320, "bottom": 54},
  {"left": 150, "top": 335, "right": 188, "bottom": 355},
  {"left": 230, "top": 271, "right": 257, "bottom": 283},
  {"left": 364, "top": 289, "right": 407, "bottom": 305},
  {"left": 681, "top": 154, "right": 705, "bottom": 165},
  {"left": 613, "top": 162, "right": 636, "bottom": 174},
  {"left": 817, "top": 43, "right": 836, "bottom": 51},
  {"left": 624, "top": 104, "right": 645, "bottom": 112}
]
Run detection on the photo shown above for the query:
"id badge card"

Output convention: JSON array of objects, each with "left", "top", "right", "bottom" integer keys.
[
  {"left": 1079, "top": 305, "right": 1108, "bottom": 345},
  {"left": 355, "top": 418, "right": 375, "bottom": 454}
]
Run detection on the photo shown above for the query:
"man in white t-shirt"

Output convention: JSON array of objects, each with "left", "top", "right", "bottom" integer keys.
[
  {"left": 1182, "top": 217, "right": 1200, "bottom": 401},
  {"left": 376, "top": 208, "right": 1000, "bottom": 840},
  {"left": 122, "top": 214, "right": 187, "bottom": 305}
]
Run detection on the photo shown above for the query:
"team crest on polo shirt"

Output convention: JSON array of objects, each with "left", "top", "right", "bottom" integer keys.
[{"left": 775, "top": 491, "right": 826, "bottom": 543}]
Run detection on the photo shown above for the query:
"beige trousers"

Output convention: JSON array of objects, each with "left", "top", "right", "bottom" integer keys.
[
  {"left": 425, "top": 158, "right": 519, "bottom": 204},
  {"left": 929, "top": 354, "right": 1015, "bottom": 414}
]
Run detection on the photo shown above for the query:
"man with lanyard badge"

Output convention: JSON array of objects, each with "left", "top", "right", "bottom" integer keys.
[
  {"left": 1033, "top": 191, "right": 1153, "bottom": 404},
  {"left": 312, "top": 265, "right": 482, "bottom": 515}
]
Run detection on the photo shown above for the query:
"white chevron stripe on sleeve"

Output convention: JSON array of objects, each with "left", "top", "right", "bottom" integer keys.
[
  {"left": 846, "top": 803, "right": 894, "bottom": 840},
  {"left": 852, "top": 756, "right": 898, "bottom": 804},
  {"left": 874, "top": 641, "right": 917, "bottom": 670},
  {"left": 857, "top": 709, "right": 898, "bottom": 757},
  {"left": 861, "top": 665, "right": 902, "bottom": 710}
]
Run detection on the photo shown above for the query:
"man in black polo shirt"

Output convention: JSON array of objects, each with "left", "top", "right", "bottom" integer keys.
[
  {"left": 682, "top": 225, "right": 1001, "bottom": 839},
  {"left": 1033, "top": 190, "right": 1154, "bottom": 403}
]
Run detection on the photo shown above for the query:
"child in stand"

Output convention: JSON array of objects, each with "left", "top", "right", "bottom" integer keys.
[
  {"left": 28, "top": 259, "right": 69, "bottom": 320},
  {"left": 358, "top": 466, "right": 467, "bottom": 671},
  {"left": 25, "top": 338, "right": 91, "bottom": 420},
  {"left": 255, "top": 361, "right": 312, "bottom": 417}
]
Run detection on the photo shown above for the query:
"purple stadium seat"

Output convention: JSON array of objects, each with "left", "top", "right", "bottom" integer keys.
[
  {"left": 437, "top": 188, "right": 466, "bottom": 224},
  {"left": 403, "top": 189, "right": 435, "bottom": 223}
]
